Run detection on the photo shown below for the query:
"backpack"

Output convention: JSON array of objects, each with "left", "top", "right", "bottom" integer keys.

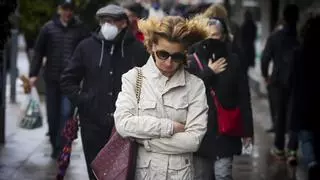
[{"left": 277, "top": 34, "right": 300, "bottom": 87}]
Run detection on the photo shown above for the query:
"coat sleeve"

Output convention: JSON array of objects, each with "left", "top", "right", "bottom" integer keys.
[
  {"left": 29, "top": 24, "right": 49, "bottom": 77},
  {"left": 60, "top": 42, "right": 86, "bottom": 106},
  {"left": 114, "top": 69, "right": 174, "bottom": 139},
  {"left": 261, "top": 35, "right": 274, "bottom": 79},
  {"left": 144, "top": 80, "right": 208, "bottom": 154}
]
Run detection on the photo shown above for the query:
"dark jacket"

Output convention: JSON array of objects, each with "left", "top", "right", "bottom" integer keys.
[
  {"left": 29, "top": 15, "right": 89, "bottom": 81},
  {"left": 261, "top": 26, "right": 299, "bottom": 86},
  {"left": 240, "top": 19, "right": 257, "bottom": 70},
  {"left": 60, "top": 28, "right": 149, "bottom": 128},
  {"left": 187, "top": 39, "right": 254, "bottom": 158},
  {"left": 291, "top": 46, "right": 320, "bottom": 132}
]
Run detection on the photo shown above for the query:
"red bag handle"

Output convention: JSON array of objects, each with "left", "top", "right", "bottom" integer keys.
[{"left": 192, "top": 53, "right": 204, "bottom": 71}]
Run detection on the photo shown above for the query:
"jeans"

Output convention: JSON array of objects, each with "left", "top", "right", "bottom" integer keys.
[
  {"left": 214, "top": 157, "right": 233, "bottom": 180},
  {"left": 299, "top": 130, "right": 316, "bottom": 166},
  {"left": 45, "top": 80, "right": 72, "bottom": 152},
  {"left": 267, "top": 84, "right": 278, "bottom": 128},
  {"left": 193, "top": 155, "right": 233, "bottom": 180}
]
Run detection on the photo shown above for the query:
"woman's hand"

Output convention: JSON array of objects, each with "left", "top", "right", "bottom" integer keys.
[
  {"left": 208, "top": 58, "right": 227, "bottom": 74},
  {"left": 173, "top": 121, "right": 185, "bottom": 134}
]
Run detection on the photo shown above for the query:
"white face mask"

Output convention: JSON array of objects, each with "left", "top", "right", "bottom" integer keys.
[{"left": 101, "top": 23, "right": 119, "bottom": 40}]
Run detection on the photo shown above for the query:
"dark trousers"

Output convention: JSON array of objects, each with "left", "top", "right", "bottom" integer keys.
[
  {"left": 45, "top": 80, "right": 72, "bottom": 152},
  {"left": 267, "top": 85, "right": 278, "bottom": 128},
  {"left": 270, "top": 85, "right": 298, "bottom": 150},
  {"left": 80, "top": 122, "right": 113, "bottom": 180}
]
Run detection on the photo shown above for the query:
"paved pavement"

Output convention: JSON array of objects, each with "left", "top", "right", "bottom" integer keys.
[{"left": 0, "top": 35, "right": 308, "bottom": 180}]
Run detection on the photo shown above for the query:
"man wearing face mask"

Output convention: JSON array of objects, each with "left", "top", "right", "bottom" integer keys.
[
  {"left": 29, "top": 0, "right": 89, "bottom": 159},
  {"left": 60, "top": 4, "right": 149, "bottom": 179}
]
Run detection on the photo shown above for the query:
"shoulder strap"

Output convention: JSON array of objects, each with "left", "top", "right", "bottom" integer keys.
[
  {"left": 193, "top": 53, "right": 218, "bottom": 98},
  {"left": 135, "top": 68, "right": 143, "bottom": 104},
  {"left": 193, "top": 53, "right": 204, "bottom": 71}
]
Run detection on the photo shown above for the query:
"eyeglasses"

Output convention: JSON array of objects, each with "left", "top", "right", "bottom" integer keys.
[{"left": 155, "top": 50, "right": 186, "bottom": 63}]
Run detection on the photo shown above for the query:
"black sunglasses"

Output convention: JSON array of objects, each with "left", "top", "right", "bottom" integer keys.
[{"left": 155, "top": 50, "right": 186, "bottom": 62}]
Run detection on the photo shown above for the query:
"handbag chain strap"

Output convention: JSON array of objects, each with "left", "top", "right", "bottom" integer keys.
[{"left": 135, "top": 67, "right": 143, "bottom": 105}]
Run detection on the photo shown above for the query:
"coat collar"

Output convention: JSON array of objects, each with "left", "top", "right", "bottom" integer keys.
[{"left": 142, "top": 56, "right": 186, "bottom": 93}]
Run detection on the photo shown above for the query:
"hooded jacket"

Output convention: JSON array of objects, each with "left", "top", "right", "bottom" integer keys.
[
  {"left": 29, "top": 15, "right": 89, "bottom": 81},
  {"left": 60, "top": 27, "right": 149, "bottom": 126}
]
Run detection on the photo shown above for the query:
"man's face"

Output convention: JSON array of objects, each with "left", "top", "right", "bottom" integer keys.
[{"left": 60, "top": 7, "right": 74, "bottom": 23}]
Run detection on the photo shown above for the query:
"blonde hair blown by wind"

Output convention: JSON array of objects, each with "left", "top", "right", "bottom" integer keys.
[
  {"left": 138, "top": 16, "right": 211, "bottom": 53},
  {"left": 203, "top": 3, "right": 228, "bottom": 20}
]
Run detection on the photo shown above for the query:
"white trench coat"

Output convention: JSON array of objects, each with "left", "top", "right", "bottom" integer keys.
[{"left": 114, "top": 57, "right": 208, "bottom": 180}]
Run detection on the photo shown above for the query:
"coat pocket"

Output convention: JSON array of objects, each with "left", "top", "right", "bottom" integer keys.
[
  {"left": 168, "top": 154, "right": 193, "bottom": 180},
  {"left": 139, "top": 100, "right": 157, "bottom": 116},
  {"left": 163, "top": 99, "right": 188, "bottom": 124}
]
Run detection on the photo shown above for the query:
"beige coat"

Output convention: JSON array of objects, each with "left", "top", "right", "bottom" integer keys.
[{"left": 114, "top": 57, "right": 208, "bottom": 180}]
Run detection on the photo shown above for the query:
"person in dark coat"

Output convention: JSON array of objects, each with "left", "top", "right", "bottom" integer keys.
[
  {"left": 28, "top": 0, "right": 89, "bottom": 159},
  {"left": 189, "top": 18, "right": 254, "bottom": 180},
  {"left": 290, "top": 12, "right": 320, "bottom": 180},
  {"left": 60, "top": 4, "right": 149, "bottom": 180},
  {"left": 122, "top": 2, "right": 147, "bottom": 42},
  {"left": 240, "top": 10, "right": 257, "bottom": 73},
  {"left": 260, "top": 4, "right": 300, "bottom": 164}
]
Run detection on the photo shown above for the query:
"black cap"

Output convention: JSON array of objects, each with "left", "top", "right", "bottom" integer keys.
[
  {"left": 122, "top": 2, "right": 145, "bottom": 18},
  {"left": 59, "top": 0, "right": 75, "bottom": 10}
]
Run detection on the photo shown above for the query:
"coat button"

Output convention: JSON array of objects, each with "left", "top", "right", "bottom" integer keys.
[
  {"left": 108, "top": 92, "right": 113, "bottom": 96},
  {"left": 109, "top": 71, "right": 113, "bottom": 75}
]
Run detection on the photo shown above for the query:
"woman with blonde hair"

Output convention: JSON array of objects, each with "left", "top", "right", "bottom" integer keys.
[{"left": 114, "top": 16, "right": 211, "bottom": 179}]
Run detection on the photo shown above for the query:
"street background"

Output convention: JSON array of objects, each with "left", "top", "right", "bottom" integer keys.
[{"left": 0, "top": 35, "right": 308, "bottom": 180}]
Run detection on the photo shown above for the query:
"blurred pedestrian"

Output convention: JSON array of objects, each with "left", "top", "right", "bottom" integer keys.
[
  {"left": 261, "top": 4, "right": 300, "bottom": 165},
  {"left": 290, "top": 12, "right": 320, "bottom": 180},
  {"left": 122, "top": 2, "right": 147, "bottom": 42},
  {"left": 29, "top": 0, "right": 89, "bottom": 159},
  {"left": 60, "top": 4, "right": 148, "bottom": 179},
  {"left": 148, "top": 0, "right": 166, "bottom": 19},
  {"left": 240, "top": 10, "right": 257, "bottom": 73}
]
